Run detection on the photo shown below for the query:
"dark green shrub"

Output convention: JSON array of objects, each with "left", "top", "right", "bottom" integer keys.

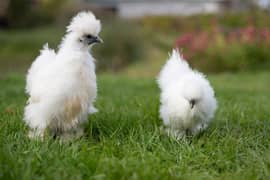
[
  {"left": 141, "top": 11, "right": 270, "bottom": 33},
  {"left": 5, "top": 0, "right": 69, "bottom": 28},
  {"left": 190, "top": 42, "right": 270, "bottom": 73}
]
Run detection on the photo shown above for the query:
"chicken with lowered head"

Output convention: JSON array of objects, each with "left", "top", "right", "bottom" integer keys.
[{"left": 157, "top": 49, "right": 217, "bottom": 138}]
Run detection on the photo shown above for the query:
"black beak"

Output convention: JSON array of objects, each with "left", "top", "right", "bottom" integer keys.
[
  {"left": 88, "top": 36, "right": 103, "bottom": 45},
  {"left": 95, "top": 36, "right": 103, "bottom": 43}
]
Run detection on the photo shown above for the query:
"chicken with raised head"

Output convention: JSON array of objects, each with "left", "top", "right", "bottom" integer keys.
[{"left": 24, "top": 11, "right": 102, "bottom": 139}]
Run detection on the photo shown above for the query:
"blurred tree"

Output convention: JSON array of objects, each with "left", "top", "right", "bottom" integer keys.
[
  {"left": 0, "top": 0, "right": 9, "bottom": 27},
  {"left": 6, "top": 0, "right": 32, "bottom": 27},
  {"left": 3, "top": 0, "right": 70, "bottom": 28},
  {"left": 38, "top": 0, "right": 66, "bottom": 20}
]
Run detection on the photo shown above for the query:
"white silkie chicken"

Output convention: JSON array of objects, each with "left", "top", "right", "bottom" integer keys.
[
  {"left": 24, "top": 11, "right": 102, "bottom": 139},
  {"left": 157, "top": 49, "right": 217, "bottom": 138}
]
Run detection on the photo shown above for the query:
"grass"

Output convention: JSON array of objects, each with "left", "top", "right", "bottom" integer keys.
[{"left": 0, "top": 71, "right": 270, "bottom": 179}]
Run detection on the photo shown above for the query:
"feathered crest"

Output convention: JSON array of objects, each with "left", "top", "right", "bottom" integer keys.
[{"left": 66, "top": 11, "right": 101, "bottom": 35}]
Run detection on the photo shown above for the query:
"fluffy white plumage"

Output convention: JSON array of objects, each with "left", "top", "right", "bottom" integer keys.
[
  {"left": 24, "top": 11, "right": 102, "bottom": 139},
  {"left": 157, "top": 49, "right": 217, "bottom": 138}
]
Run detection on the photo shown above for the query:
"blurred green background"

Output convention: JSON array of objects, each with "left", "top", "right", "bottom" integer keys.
[
  {"left": 1, "top": 1, "right": 270, "bottom": 179},
  {"left": 0, "top": 0, "right": 270, "bottom": 76}
]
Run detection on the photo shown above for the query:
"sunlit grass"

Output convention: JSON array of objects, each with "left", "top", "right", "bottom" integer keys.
[{"left": 0, "top": 72, "right": 269, "bottom": 179}]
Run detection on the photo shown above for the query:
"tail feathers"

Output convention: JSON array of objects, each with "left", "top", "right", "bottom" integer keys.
[
  {"left": 169, "top": 49, "right": 189, "bottom": 70},
  {"left": 26, "top": 43, "right": 56, "bottom": 94},
  {"left": 157, "top": 49, "right": 191, "bottom": 88}
]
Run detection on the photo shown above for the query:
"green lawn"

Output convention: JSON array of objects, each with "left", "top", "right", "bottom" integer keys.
[{"left": 0, "top": 72, "right": 270, "bottom": 179}]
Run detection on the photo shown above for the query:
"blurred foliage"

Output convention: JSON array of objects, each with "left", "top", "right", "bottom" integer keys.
[
  {"left": 94, "top": 20, "right": 146, "bottom": 72},
  {"left": 191, "top": 42, "right": 270, "bottom": 72},
  {"left": 175, "top": 25, "right": 270, "bottom": 72},
  {"left": 141, "top": 10, "right": 270, "bottom": 73},
  {"left": 0, "top": 20, "right": 147, "bottom": 74},
  {"left": 4, "top": 0, "right": 73, "bottom": 28},
  {"left": 6, "top": 0, "right": 33, "bottom": 28},
  {"left": 141, "top": 10, "right": 270, "bottom": 33},
  {"left": 0, "top": 27, "right": 63, "bottom": 74},
  {"left": 1, "top": 10, "right": 270, "bottom": 74}
]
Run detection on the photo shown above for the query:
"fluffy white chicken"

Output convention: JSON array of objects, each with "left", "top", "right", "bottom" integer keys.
[
  {"left": 157, "top": 49, "right": 217, "bottom": 138},
  {"left": 24, "top": 11, "right": 102, "bottom": 139}
]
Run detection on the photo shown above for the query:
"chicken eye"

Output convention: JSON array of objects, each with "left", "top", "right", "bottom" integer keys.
[{"left": 86, "top": 34, "right": 93, "bottom": 39}]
